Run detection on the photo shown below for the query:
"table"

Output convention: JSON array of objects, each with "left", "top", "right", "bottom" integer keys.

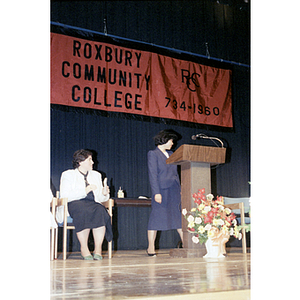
[{"left": 111, "top": 197, "right": 152, "bottom": 207}]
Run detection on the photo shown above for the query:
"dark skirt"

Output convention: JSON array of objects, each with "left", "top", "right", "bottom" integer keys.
[
  {"left": 148, "top": 180, "right": 182, "bottom": 231},
  {"left": 68, "top": 194, "right": 113, "bottom": 242}
]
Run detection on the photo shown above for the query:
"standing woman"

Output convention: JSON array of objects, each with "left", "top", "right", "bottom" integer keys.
[
  {"left": 60, "top": 149, "right": 112, "bottom": 260},
  {"left": 147, "top": 129, "right": 183, "bottom": 256}
]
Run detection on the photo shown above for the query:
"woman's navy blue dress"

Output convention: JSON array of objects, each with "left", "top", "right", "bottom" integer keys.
[{"left": 147, "top": 147, "right": 182, "bottom": 231}]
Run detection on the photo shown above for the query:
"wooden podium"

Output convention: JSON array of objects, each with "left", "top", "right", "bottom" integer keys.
[{"left": 166, "top": 144, "right": 226, "bottom": 257}]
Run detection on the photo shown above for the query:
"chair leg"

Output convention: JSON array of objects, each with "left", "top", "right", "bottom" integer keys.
[
  {"left": 240, "top": 203, "right": 247, "bottom": 254},
  {"left": 63, "top": 225, "right": 67, "bottom": 260},
  {"left": 242, "top": 228, "right": 247, "bottom": 254},
  {"left": 54, "top": 227, "right": 58, "bottom": 259},
  {"left": 108, "top": 241, "right": 112, "bottom": 259},
  {"left": 50, "top": 228, "right": 54, "bottom": 260},
  {"left": 108, "top": 199, "right": 113, "bottom": 259}
]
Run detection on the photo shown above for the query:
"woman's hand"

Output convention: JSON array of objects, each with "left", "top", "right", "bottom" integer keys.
[
  {"left": 86, "top": 184, "right": 97, "bottom": 194},
  {"left": 102, "top": 186, "right": 110, "bottom": 196},
  {"left": 154, "top": 194, "right": 162, "bottom": 204},
  {"left": 102, "top": 178, "right": 110, "bottom": 196}
]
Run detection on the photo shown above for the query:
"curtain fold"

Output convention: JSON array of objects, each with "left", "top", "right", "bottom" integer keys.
[{"left": 51, "top": 79, "right": 250, "bottom": 199}]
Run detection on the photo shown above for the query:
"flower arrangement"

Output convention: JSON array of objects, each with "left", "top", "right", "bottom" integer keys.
[{"left": 182, "top": 188, "right": 242, "bottom": 245}]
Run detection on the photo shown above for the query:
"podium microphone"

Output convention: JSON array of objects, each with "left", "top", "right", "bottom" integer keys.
[
  {"left": 191, "top": 133, "right": 224, "bottom": 148},
  {"left": 191, "top": 133, "right": 205, "bottom": 140}
]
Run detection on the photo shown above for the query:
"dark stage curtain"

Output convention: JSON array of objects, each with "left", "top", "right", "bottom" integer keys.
[
  {"left": 51, "top": 88, "right": 250, "bottom": 199},
  {"left": 51, "top": 89, "right": 249, "bottom": 250}
]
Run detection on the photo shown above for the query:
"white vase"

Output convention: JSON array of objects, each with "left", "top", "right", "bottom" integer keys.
[{"left": 204, "top": 237, "right": 226, "bottom": 258}]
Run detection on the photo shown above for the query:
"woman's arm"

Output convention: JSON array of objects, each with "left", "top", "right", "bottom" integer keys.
[{"left": 148, "top": 151, "right": 162, "bottom": 203}]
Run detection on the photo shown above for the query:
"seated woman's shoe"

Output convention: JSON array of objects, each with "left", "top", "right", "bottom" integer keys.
[
  {"left": 81, "top": 254, "right": 93, "bottom": 260},
  {"left": 93, "top": 253, "right": 103, "bottom": 260}
]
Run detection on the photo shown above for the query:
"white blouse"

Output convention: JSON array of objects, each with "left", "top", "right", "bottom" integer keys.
[{"left": 60, "top": 168, "right": 109, "bottom": 203}]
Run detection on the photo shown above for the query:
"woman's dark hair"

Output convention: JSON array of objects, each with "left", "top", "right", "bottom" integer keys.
[
  {"left": 72, "top": 149, "right": 93, "bottom": 169},
  {"left": 154, "top": 129, "right": 182, "bottom": 146}
]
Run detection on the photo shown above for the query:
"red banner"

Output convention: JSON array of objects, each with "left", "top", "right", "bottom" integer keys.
[{"left": 51, "top": 33, "right": 232, "bottom": 127}]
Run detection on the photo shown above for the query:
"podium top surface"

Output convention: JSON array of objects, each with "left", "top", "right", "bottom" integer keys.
[{"left": 166, "top": 144, "right": 226, "bottom": 166}]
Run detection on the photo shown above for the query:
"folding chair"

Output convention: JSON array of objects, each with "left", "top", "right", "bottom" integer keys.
[
  {"left": 224, "top": 197, "right": 251, "bottom": 254},
  {"left": 50, "top": 194, "right": 58, "bottom": 260}
]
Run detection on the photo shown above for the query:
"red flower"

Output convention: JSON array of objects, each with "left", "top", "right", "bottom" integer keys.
[
  {"left": 194, "top": 199, "right": 201, "bottom": 205},
  {"left": 207, "top": 211, "right": 214, "bottom": 218},
  {"left": 199, "top": 188, "right": 205, "bottom": 194},
  {"left": 211, "top": 207, "right": 219, "bottom": 214},
  {"left": 230, "top": 213, "right": 236, "bottom": 220},
  {"left": 189, "top": 227, "right": 195, "bottom": 232},
  {"left": 204, "top": 216, "right": 212, "bottom": 224}
]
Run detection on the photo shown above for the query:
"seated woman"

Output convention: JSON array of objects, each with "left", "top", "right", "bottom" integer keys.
[{"left": 60, "top": 149, "right": 112, "bottom": 260}]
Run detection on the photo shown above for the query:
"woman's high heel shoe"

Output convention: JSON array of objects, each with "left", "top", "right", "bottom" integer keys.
[{"left": 146, "top": 250, "right": 156, "bottom": 257}]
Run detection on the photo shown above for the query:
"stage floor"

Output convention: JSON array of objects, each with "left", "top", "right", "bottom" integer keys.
[{"left": 50, "top": 248, "right": 250, "bottom": 299}]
